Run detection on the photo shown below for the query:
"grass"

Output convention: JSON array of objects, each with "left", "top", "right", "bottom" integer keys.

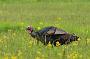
[{"left": 0, "top": 0, "right": 90, "bottom": 59}]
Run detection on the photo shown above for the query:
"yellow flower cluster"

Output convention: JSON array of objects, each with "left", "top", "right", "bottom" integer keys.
[
  {"left": 28, "top": 41, "right": 33, "bottom": 48},
  {"left": 4, "top": 56, "right": 17, "bottom": 59},
  {"left": 72, "top": 41, "right": 78, "bottom": 46},
  {"left": 20, "top": 22, "right": 24, "bottom": 26},
  {"left": 37, "top": 27, "right": 41, "bottom": 30},
  {"left": 39, "top": 22, "right": 43, "bottom": 25},
  {"left": 11, "top": 56, "right": 17, "bottom": 59},
  {"left": 35, "top": 50, "right": 45, "bottom": 59},
  {"left": 3, "top": 50, "right": 23, "bottom": 59},
  {"left": 47, "top": 41, "right": 52, "bottom": 47},
  {"left": 87, "top": 38, "right": 90, "bottom": 44},
  {"left": 56, "top": 41, "right": 60, "bottom": 47},
  {"left": 67, "top": 52, "right": 78, "bottom": 59},
  {"left": 35, "top": 56, "right": 41, "bottom": 59},
  {"left": 0, "top": 38, "right": 4, "bottom": 43},
  {"left": 4, "top": 56, "right": 8, "bottom": 59},
  {"left": 56, "top": 17, "right": 62, "bottom": 20},
  {"left": 17, "top": 50, "right": 22, "bottom": 56}
]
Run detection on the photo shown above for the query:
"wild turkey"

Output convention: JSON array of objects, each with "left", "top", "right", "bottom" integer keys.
[{"left": 26, "top": 26, "right": 79, "bottom": 46}]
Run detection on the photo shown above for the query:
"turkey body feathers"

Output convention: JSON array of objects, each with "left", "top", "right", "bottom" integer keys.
[{"left": 27, "top": 26, "right": 79, "bottom": 46}]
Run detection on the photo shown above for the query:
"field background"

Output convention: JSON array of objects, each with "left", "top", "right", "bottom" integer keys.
[{"left": 0, "top": 0, "right": 90, "bottom": 59}]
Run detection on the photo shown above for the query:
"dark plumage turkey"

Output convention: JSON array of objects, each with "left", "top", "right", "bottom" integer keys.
[{"left": 26, "top": 26, "right": 79, "bottom": 46}]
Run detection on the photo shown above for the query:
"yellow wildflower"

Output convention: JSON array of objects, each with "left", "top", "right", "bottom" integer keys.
[
  {"left": 56, "top": 41, "right": 60, "bottom": 47},
  {"left": 87, "top": 38, "right": 90, "bottom": 44},
  {"left": 5, "top": 45, "right": 7, "bottom": 48},
  {"left": 28, "top": 41, "right": 33, "bottom": 48},
  {"left": 39, "top": 22, "right": 43, "bottom": 25},
  {"left": 78, "top": 38, "right": 81, "bottom": 41},
  {"left": 72, "top": 41, "right": 78, "bottom": 46},
  {"left": 28, "top": 44, "right": 32, "bottom": 48},
  {"left": 0, "top": 39, "right": 3, "bottom": 43},
  {"left": 35, "top": 56, "right": 41, "bottom": 59},
  {"left": 47, "top": 41, "right": 52, "bottom": 47},
  {"left": 79, "top": 54, "right": 83, "bottom": 58},
  {"left": 20, "top": 22, "right": 24, "bottom": 26},
  {"left": 37, "top": 51, "right": 41, "bottom": 55},
  {"left": 57, "top": 53, "right": 61, "bottom": 56},
  {"left": 11, "top": 56, "right": 17, "bottom": 59},
  {"left": 37, "top": 27, "right": 41, "bottom": 30},
  {"left": 64, "top": 46, "right": 67, "bottom": 48},
  {"left": 17, "top": 50, "right": 22, "bottom": 56},
  {"left": 55, "top": 24, "right": 59, "bottom": 26},
  {"left": 8, "top": 29, "right": 12, "bottom": 32},
  {"left": 29, "top": 41, "right": 33, "bottom": 45},
  {"left": 4, "top": 56, "right": 8, "bottom": 59},
  {"left": 13, "top": 33, "right": 16, "bottom": 36},
  {"left": 3, "top": 35, "right": 7, "bottom": 39},
  {"left": 67, "top": 52, "right": 78, "bottom": 59},
  {"left": 57, "top": 17, "right": 62, "bottom": 20},
  {"left": 41, "top": 55, "right": 45, "bottom": 58}
]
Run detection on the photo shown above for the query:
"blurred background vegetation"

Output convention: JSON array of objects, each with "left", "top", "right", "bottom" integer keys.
[{"left": 0, "top": 0, "right": 90, "bottom": 59}]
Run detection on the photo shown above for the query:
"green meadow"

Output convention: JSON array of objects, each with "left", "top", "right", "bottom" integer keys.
[{"left": 0, "top": 0, "right": 90, "bottom": 59}]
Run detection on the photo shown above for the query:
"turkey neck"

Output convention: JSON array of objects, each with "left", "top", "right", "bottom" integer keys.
[{"left": 30, "top": 30, "right": 38, "bottom": 38}]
